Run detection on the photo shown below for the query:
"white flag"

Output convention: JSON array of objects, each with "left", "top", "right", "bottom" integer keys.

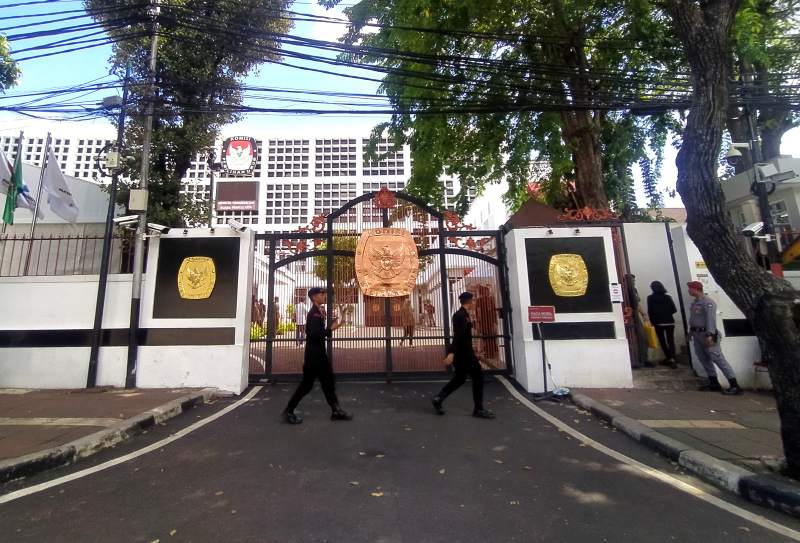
[
  {"left": 42, "top": 148, "right": 79, "bottom": 223},
  {"left": 0, "top": 147, "right": 44, "bottom": 219}
]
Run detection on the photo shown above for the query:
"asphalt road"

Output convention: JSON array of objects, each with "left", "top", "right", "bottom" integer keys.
[{"left": 1, "top": 379, "right": 800, "bottom": 543}]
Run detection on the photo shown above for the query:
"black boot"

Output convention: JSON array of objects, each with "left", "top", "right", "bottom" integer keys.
[
  {"left": 472, "top": 407, "right": 496, "bottom": 419},
  {"left": 283, "top": 408, "right": 302, "bottom": 425},
  {"left": 431, "top": 394, "right": 446, "bottom": 415},
  {"left": 699, "top": 376, "right": 722, "bottom": 392},
  {"left": 330, "top": 404, "right": 353, "bottom": 421},
  {"left": 722, "top": 378, "right": 744, "bottom": 396}
]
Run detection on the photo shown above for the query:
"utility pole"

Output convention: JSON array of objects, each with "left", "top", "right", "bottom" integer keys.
[
  {"left": 741, "top": 78, "right": 783, "bottom": 278},
  {"left": 126, "top": 0, "right": 160, "bottom": 389},
  {"left": 87, "top": 62, "right": 131, "bottom": 388}
]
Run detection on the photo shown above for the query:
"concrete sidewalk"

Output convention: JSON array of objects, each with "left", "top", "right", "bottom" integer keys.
[
  {"left": 0, "top": 387, "right": 216, "bottom": 484},
  {"left": 570, "top": 387, "right": 800, "bottom": 518}
]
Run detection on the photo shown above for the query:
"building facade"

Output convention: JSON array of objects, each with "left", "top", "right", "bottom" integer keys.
[{"left": 1, "top": 122, "right": 503, "bottom": 232}]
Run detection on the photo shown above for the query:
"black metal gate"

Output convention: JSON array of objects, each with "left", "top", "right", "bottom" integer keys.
[{"left": 248, "top": 190, "right": 512, "bottom": 382}]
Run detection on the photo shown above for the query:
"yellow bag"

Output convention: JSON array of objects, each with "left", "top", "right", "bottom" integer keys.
[{"left": 644, "top": 322, "right": 658, "bottom": 349}]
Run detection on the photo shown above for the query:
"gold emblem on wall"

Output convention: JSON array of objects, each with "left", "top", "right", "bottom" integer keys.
[
  {"left": 178, "top": 257, "right": 217, "bottom": 299},
  {"left": 355, "top": 228, "right": 419, "bottom": 297},
  {"left": 548, "top": 254, "right": 589, "bottom": 297}
]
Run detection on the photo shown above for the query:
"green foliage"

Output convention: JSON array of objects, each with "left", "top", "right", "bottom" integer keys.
[
  {"left": 334, "top": 0, "right": 682, "bottom": 214},
  {"left": 250, "top": 323, "right": 265, "bottom": 339},
  {"left": 85, "top": 0, "right": 293, "bottom": 226},
  {"left": 277, "top": 322, "right": 297, "bottom": 335},
  {"left": 312, "top": 232, "right": 359, "bottom": 288},
  {"left": 0, "top": 36, "right": 21, "bottom": 93}
]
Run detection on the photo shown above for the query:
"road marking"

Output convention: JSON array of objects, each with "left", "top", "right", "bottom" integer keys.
[
  {"left": 0, "top": 417, "right": 122, "bottom": 427},
  {"left": 496, "top": 376, "right": 800, "bottom": 541},
  {"left": 641, "top": 419, "right": 746, "bottom": 429},
  {"left": 0, "top": 386, "right": 262, "bottom": 505}
]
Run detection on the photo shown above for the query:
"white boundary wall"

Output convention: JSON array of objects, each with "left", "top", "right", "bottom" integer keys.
[
  {"left": 506, "top": 227, "right": 633, "bottom": 392},
  {"left": 0, "top": 229, "right": 254, "bottom": 393}
]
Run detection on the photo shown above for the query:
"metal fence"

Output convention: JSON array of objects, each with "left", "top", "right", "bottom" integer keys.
[{"left": 0, "top": 233, "right": 135, "bottom": 277}]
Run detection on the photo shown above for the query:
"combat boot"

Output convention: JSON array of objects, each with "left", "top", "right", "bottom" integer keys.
[
  {"left": 472, "top": 408, "right": 496, "bottom": 419},
  {"left": 330, "top": 404, "right": 353, "bottom": 421},
  {"left": 283, "top": 409, "right": 302, "bottom": 425},
  {"left": 431, "top": 393, "right": 446, "bottom": 415}
]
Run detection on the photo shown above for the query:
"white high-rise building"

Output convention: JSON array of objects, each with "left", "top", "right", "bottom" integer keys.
[{"left": 0, "top": 122, "right": 507, "bottom": 231}]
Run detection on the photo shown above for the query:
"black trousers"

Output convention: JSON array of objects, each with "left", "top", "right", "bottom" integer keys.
[
  {"left": 439, "top": 355, "right": 484, "bottom": 409},
  {"left": 655, "top": 325, "right": 676, "bottom": 359},
  {"left": 286, "top": 355, "right": 338, "bottom": 411}
]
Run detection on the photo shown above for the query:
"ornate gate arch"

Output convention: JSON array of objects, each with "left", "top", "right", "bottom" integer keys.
[{"left": 249, "top": 189, "right": 513, "bottom": 382}]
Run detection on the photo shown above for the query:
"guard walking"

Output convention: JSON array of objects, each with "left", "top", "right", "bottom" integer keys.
[
  {"left": 431, "top": 292, "right": 495, "bottom": 419},
  {"left": 282, "top": 288, "right": 353, "bottom": 424},
  {"left": 686, "top": 281, "right": 743, "bottom": 395}
]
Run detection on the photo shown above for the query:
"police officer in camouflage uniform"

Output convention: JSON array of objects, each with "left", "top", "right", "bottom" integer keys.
[{"left": 686, "top": 281, "right": 743, "bottom": 395}]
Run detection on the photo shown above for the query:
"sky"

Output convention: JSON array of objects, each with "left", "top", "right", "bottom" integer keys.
[{"left": 2, "top": 0, "right": 799, "bottom": 210}]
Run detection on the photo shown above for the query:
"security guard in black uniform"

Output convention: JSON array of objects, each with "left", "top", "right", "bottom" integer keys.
[
  {"left": 431, "top": 292, "right": 495, "bottom": 419},
  {"left": 282, "top": 287, "right": 353, "bottom": 424}
]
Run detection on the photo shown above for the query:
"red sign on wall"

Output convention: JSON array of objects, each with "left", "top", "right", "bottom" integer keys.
[{"left": 528, "top": 305, "right": 556, "bottom": 323}]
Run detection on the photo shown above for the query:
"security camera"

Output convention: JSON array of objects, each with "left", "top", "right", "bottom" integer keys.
[
  {"left": 724, "top": 146, "right": 742, "bottom": 166},
  {"left": 147, "top": 223, "right": 170, "bottom": 235},
  {"left": 743, "top": 221, "right": 764, "bottom": 237},
  {"left": 113, "top": 215, "right": 139, "bottom": 226},
  {"left": 227, "top": 218, "right": 247, "bottom": 233}
]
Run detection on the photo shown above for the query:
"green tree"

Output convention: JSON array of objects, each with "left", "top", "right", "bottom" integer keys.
[
  {"left": 666, "top": 0, "right": 800, "bottom": 478},
  {"left": 333, "top": 0, "right": 681, "bottom": 214},
  {"left": 312, "top": 233, "right": 359, "bottom": 312},
  {"left": 0, "top": 35, "right": 21, "bottom": 92},
  {"left": 726, "top": 0, "right": 799, "bottom": 171},
  {"left": 85, "top": 0, "right": 293, "bottom": 226}
]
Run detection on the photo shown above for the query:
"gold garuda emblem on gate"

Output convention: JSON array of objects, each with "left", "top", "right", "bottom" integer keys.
[
  {"left": 178, "top": 257, "right": 216, "bottom": 299},
  {"left": 548, "top": 254, "right": 588, "bottom": 297},
  {"left": 355, "top": 228, "right": 419, "bottom": 297}
]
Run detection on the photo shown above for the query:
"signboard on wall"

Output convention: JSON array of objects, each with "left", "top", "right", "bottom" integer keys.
[
  {"left": 216, "top": 181, "right": 258, "bottom": 211},
  {"left": 221, "top": 136, "right": 258, "bottom": 175},
  {"left": 528, "top": 306, "right": 556, "bottom": 322}
]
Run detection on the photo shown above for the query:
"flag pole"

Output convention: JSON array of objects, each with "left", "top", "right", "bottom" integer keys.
[{"left": 23, "top": 132, "right": 51, "bottom": 276}]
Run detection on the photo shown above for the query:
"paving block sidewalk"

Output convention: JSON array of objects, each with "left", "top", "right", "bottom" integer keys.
[
  {"left": 0, "top": 387, "right": 215, "bottom": 483},
  {"left": 571, "top": 387, "right": 800, "bottom": 518}
]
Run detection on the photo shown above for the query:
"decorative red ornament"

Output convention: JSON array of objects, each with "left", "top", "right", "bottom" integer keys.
[
  {"left": 443, "top": 210, "right": 475, "bottom": 231},
  {"left": 297, "top": 212, "right": 329, "bottom": 233},
  {"left": 558, "top": 207, "right": 619, "bottom": 222},
  {"left": 374, "top": 186, "right": 397, "bottom": 209}
]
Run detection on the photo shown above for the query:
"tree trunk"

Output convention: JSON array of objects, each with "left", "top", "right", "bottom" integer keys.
[
  {"left": 666, "top": 0, "right": 800, "bottom": 479},
  {"left": 561, "top": 109, "right": 607, "bottom": 209},
  {"left": 759, "top": 109, "right": 796, "bottom": 161}
]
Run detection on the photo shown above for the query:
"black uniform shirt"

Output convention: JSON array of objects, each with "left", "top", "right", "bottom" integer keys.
[
  {"left": 449, "top": 306, "right": 476, "bottom": 360},
  {"left": 305, "top": 304, "right": 331, "bottom": 361}
]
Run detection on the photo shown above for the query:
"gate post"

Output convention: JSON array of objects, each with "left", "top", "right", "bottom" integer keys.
[
  {"left": 326, "top": 215, "right": 334, "bottom": 363},
  {"left": 437, "top": 215, "right": 451, "bottom": 355},
  {"left": 382, "top": 207, "right": 393, "bottom": 382},
  {"left": 265, "top": 238, "right": 277, "bottom": 377},
  {"left": 497, "top": 230, "right": 514, "bottom": 373}
]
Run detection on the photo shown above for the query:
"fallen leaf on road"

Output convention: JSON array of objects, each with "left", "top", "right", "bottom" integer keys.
[
  {"left": 738, "top": 527, "right": 750, "bottom": 532},
  {"left": 169, "top": 530, "right": 177, "bottom": 536},
  {"left": 231, "top": 510, "right": 236, "bottom": 514},
  {"left": 371, "top": 492, "right": 384, "bottom": 497},
  {"left": 215, "top": 492, "right": 224, "bottom": 496},
  {"left": 494, "top": 460, "right": 504, "bottom": 464},
  {"left": 510, "top": 501, "right": 519, "bottom": 505},
  {"left": 579, "top": 442, "right": 592, "bottom": 447},
  {"left": 524, "top": 466, "right": 532, "bottom": 470},
  {"left": 359, "top": 452, "right": 366, "bottom": 456},
  {"left": 376, "top": 454, "right": 385, "bottom": 458},
  {"left": 405, "top": 428, "right": 411, "bottom": 431},
  {"left": 350, "top": 481, "right": 359, "bottom": 485},
  {"left": 439, "top": 469, "right": 445, "bottom": 474},
  {"left": 573, "top": 419, "right": 580, "bottom": 424}
]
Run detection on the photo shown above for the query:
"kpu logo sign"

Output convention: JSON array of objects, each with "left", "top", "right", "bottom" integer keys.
[{"left": 222, "top": 137, "right": 258, "bottom": 175}]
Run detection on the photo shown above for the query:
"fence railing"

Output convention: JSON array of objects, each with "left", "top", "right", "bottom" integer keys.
[{"left": 0, "top": 233, "right": 135, "bottom": 277}]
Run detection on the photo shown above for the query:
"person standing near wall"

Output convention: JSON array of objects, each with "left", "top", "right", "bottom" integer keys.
[
  {"left": 647, "top": 281, "right": 678, "bottom": 369},
  {"left": 294, "top": 299, "right": 309, "bottom": 347},
  {"left": 686, "top": 281, "right": 744, "bottom": 395},
  {"left": 627, "top": 274, "right": 655, "bottom": 369},
  {"left": 282, "top": 287, "right": 353, "bottom": 424},
  {"left": 400, "top": 299, "right": 415, "bottom": 347},
  {"left": 430, "top": 292, "right": 495, "bottom": 419}
]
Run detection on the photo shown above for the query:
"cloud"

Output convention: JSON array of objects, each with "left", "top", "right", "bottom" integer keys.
[{"left": 309, "top": 3, "right": 349, "bottom": 43}]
